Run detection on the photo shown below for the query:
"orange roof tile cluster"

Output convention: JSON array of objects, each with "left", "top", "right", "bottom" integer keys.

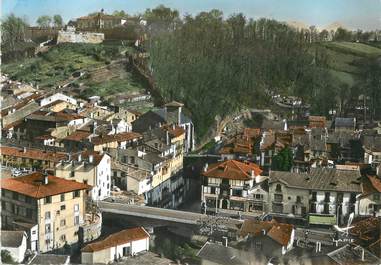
[
  {"left": 368, "top": 175, "right": 381, "bottom": 192},
  {"left": 350, "top": 217, "right": 380, "bottom": 241},
  {"left": 35, "top": 134, "right": 56, "bottom": 140},
  {"left": 167, "top": 126, "right": 185, "bottom": 138},
  {"left": 81, "top": 227, "right": 149, "bottom": 252},
  {"left": 240, "top": 219, "right": 277, "bottom": 237},
  {"left": 267, "top": 223, "right": 294, "bottom": 247},
  {"left": 41, "top": 99, "right": 69, "bottom": 109},
  {"left": 91, "top": 132, "right": 142, "bottom": 145},
  {"left": 63, "top": 130, "right": 91, "bottom": 142},
  {"left": 203, "top": 160, "right": 262, "bottom": 180},
  {"left": 1, "top": 172, "right": 91, "bottom": 199},
  {"left": 240, "top": 219, "right": 294, "bottom": 247},
  {"left": 0, "top": 146, "right": 67, "bottom": 162}
]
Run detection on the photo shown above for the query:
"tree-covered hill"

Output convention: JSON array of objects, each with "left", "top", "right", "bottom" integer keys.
[{"left": 147, "top": 8, "right": 381, "bottom": 139}]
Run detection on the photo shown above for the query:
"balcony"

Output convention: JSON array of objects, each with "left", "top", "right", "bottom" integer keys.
[{"left": 274, "top": 194, "right": 283, "bottom": 203}]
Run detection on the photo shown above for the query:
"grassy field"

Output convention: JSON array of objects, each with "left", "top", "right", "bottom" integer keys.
[
  {"left": 325, "top": 42, "right": 381, "bottom": 57},
  {"left": 315, "top": 41, "right": 381, "bottom": 87}
]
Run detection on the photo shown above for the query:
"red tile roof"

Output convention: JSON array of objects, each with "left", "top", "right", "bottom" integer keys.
[
  {"left": 72, "top": 151, "right": 105, "bottom": 166},
  {"left": 167, "top": 126, "right": 185, "bottom": 138},
  {"left": 1, "top": 172, "right": 90, "bottom": 199},
  {"left": 0, "top": 146, "right": 67, "bottom": 162},
  {"left": 91, "top": 132, "right": 142, "bottom": 145},
  {"left": 203, "top": 160, "right": 262, "bottom": 180},
  {"left": 240, "top": 219, "right": 277, "bottom": 237},
  {"left": 240, "top": 219, "right": 294, "bottom": 247},
  {"left": 81, "top": 227, "right": 149, "bottom": 252},
  {"left": 368, "top": 175, "right": 381, "bottom": 193},
  {"left": 35, "top": 134, "right": 56, "bottom": 140},
  {"left": 267, "top": 223, "right": 294, "bottom": 247},
  {"left": 350, "top": 217, "right": 380, "bottom": 240},
  {"left": 63, "top": 130, "right": 91, "bottom": 142}
]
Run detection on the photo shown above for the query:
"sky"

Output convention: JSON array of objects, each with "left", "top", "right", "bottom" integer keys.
[{"left": 2, "top": 0, "right": 381, "bottom": 30}]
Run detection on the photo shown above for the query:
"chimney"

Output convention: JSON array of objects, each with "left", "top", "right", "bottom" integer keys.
[
  {"left": 262, "top": 229, "right": 266, "bottom": 235},
  {"left": 166, "top": 131, "right": 170, "bottom": 145},
  {"left": 42, "top": 171, "right": 48, "bottom": 185},
  {"left": 178, "top": 106, "right": 182, "bottom": 125},
  {"left": 251, "top": 170, "right": 255, "bottom": 179},
  {"left": 89, "top": 155, "right": 94, "bottom": 164},
  {"left": 361, "top": 247, "right": 365, "bottom": 261},
  {"left": 204, "top": 163, "right": 209, "bottom": 172},
  {"left": 68, "top": 153, "right": 72, "bottom": 161},
  {"left": 23, "top": 147, "right": 26, "bottom": 153},
  {"left": 93, "top": 121, "right": 97, "bottom": 134},
  {"left": 78, "top": 154, "right": 82, "bottom": 162}
]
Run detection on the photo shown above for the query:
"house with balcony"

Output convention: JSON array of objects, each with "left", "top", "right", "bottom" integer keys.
[
  {"left": 109, "top": 126, "right": 187, "bottom": 208},
  {"left": 89, "top": 132, "right": 142, "bottom": 152},
  {"left": 1, "top": 172, "right": 90, "bottom": 252},
  {"left": 0, "top": 146, "right": 67, "bottom": 171},
  {"left": 358, "top": 175, "right": 381, "bottom": 217},
  {"left": 269, "top": 167, "right": 362, "bottom": 225},
  {"left": 201, "top": 160, "right": 265, "bottom": 214},
  {"left": 55, "top": 151, "right": 111, "bottom": 201},
  {"left": 132, "top": 101, "right": 195, "bottom": 153},
  {"left": 111, "top": 161, "right": 152, "bottom": 196}
]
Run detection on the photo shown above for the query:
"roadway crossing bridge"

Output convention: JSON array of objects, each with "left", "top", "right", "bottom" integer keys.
[
  {"left": 98, "top": 201, "right": 242, "bottom": 228},
  {"left": 99, "top": 201, "right": 337, "bottom": 245}
]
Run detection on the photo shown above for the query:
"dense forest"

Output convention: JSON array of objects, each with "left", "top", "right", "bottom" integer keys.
[
  {"left": 146, "top": 7, "right": 381, "bottom": 138},
  {"left": 2, "top": 7, "right": 381, "bottom": 140}
]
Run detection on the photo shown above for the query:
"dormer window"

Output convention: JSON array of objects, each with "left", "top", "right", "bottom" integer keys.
[{"left": 275, "top": 184, "right": 282, "bottom": 192}]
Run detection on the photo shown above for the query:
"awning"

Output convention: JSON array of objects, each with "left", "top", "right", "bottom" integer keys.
[{"left": 309, "top": 214, "right": 336, "bottom": 225}]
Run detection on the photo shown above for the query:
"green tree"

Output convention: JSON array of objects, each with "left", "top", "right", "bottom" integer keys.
[
  {"left": 334, "top": 27, "right": 353, "bottom": 41},
  {"left": 271, "top": 147, "right": 293, "bottom": 171},
  {"left": 361, "top": 58, "right": 381, "bottom": 121},
  {"left": 149, "top": 10, "right": 330, "bottom": 139},
  {"left": 1, "top": 13, "right": 29, "bottom": 51},
  {"left": 112, "top": 10, "right": 127, "bottom": 17},
  {"left": 53, "top": 14, "right": 63, "bottom": 28},
  {"left": 319, "top": 29, "right": 329, "bottom": 41},
  {"left": 1, "top": 250, "right": 15, "bottom": 264},
  {"left": 143, "top": 4, "right": 180, "bottom": 35},
  {"left": 36, "top": 15, "right": 52, "bottom": 28}
]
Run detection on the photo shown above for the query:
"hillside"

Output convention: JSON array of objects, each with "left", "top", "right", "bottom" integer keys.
[
  {"left": 1, "top": 43, "right": 152, "bottom": 110},
  {"left": 315, "top": 41, "right": 381, "bottom": 87}
]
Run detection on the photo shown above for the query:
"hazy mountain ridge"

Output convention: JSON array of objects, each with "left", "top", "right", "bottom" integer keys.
[{"left": 286, "top": 20, "right": 348, "bottom": 32}]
